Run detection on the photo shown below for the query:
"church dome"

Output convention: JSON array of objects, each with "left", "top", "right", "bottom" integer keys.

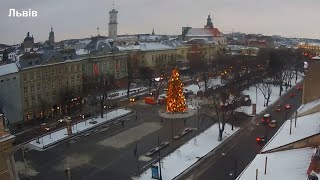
[{"left": 24, "top": 32, "right": 34, "bottom": 42}]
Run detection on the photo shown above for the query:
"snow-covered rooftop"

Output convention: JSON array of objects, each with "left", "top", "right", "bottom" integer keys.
[
  {"left": 117, "top": 43, "right": 173, "bottom": 51},
  {"left": 0, "top": 63, "right": 19, "bottom": 76},
  {"left": 262, "top": 112, "right": 320, "bottom": 153},
  {"left": 297, "top": 98, "right": 320, "bottom": 115},
  {"left": 76, "top": 49, "right": 90, "bottom": 55},
  {"left": 237, "top": 147, "right": 315, "bottom": 180}
]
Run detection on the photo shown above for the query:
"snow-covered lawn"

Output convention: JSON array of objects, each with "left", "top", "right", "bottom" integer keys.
[
  {"left": 184, "top": 77, "right": 222, "bottom": 94},
  {"left": 236, "top": 76, "right": 303, "bottom": 116},
  {"left": 136, "top": 123, "right": 240, "bottom": 180},
  {"left": 29, "top": 109, "right": 131, "bottom": 149}
]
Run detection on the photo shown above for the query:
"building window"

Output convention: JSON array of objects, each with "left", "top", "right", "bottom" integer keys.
[
  {"left": 24, "top": 86, "right": 28, "bottom": 94},
  {"left": 71, "top": 76, "right": 75, "bottom": 84},
  {"left": 23, "top": 75, "right": 27, "bottom": 82},
  {"left": 44, "top": 84, "right": 47, "bottom": 91},
  {"left": 0, "top": 80, "right": 3, "bottom": 83},
  {"left": 52, "top": 96, "right": 55, "bottom": 102},
  {"left": 31, "top": 96, "right": 35, "bottom": 106},
  {"left": 77, "top": 65, "right": 80, "bottom": 71},
  {"left": 37, "top": 83, "right": 41, "bottom": 91},
  {"left": 30, "top": 73, "right": 34, "bottom": 80},
  {"left": 52, "top": 83, "right": 55, "bottom": 89},
  {"left": 30, "top": 85, "right": 34, "bottom": 93},
  {"left": 13, "top": 77, "right": 16, "bottom": 80},
  {"left": 65, "top": 67, "right": 68, "bottom": 73},
  {"left": 71, "top": 66, "right": 75, "bottom": 73},
  {"left": 65, "top": 79, "right": 68, "bottom": 85},
  {"left": 37, "top": 72, "right": 41, "bottom": 79},
  {"left": 6, "top": 78, "right": 10, "bottom": 81},
  {"left": 58, "top": 69, "right": 62, "bottom": 75},
  {"left": 77, "top": 75, "right": 80, "bottom": 83},
  {"left": 58, "top": 80, "right": 62, "bottom": 87},
  {"left": 25, "top": 99, "right": 29, "bottom": 108},
  {"left": 152, "top": 55, "right": 154, "bottom": 61},
  {"left": 52, "top": 69, "right": 55, "bottom": 76},
  {"left": 44, "top": 72, "right": 48, "bottom": 78}
]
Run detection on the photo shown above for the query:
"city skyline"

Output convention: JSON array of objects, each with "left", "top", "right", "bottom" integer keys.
[{"left": 1, "top": 0, "right": 320, "bottom": 45}]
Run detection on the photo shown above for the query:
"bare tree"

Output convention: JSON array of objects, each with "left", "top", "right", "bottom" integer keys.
[
  {"left": 257, "top": 82, "right": 273, "bottom": 107},
  {"left": 139, "top": 67, "right": 154, "bottom": 91},
  {"left": 93, "top": 74, "right": 115, "bottom": 118},
  {"left": 208, "top": 87, "right": 241, "bottom": 141}
]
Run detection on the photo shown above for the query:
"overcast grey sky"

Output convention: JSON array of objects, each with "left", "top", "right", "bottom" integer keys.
[{"left": 0, "top": 0, "right": 319, "bottom": 44}]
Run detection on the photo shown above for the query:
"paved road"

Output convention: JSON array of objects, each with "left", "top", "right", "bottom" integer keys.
[
  {"left": 179, "top": 84, "right": 303, "bottom": 180},
  {"left": 16, "top": 97, "right": 237, "bottom": 180}
]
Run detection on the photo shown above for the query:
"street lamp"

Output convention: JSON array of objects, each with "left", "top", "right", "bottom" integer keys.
[{"left": 197, "top": 107, "right": 200, "bottom": 130}]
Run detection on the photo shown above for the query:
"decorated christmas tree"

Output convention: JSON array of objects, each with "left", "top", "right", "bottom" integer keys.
[{"left": 166, "top": 69, "right": 187, "bottom": 113}]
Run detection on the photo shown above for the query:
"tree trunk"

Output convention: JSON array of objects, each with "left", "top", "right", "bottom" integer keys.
[
  {"left": 218, "top": 129, "right": 223, "bottom": 141},
  {"left": 100, "top": 101, "right": 104, "bottom": 118},
  {"left": 127, "top": 80, "right": 131, "bottom": 98}
]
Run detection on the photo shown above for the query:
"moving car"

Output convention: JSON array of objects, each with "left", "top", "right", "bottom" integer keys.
[
  {"left": 261, "top": 114, "right": 271, "bottom": 124},
  {"left": 289, "top": 92, "right": 296, "bottom": 97},
  {"left": 256, "top": 136, "right": 267, "bottom": 144},
  {"left": 269, "top": 120, "right": 277, "bottom": 128},
  {"left": 296, "top": 85, "right": 303, "bottom": 90},
  {"left": 285, "top": 104, "right": 291, "bottom": 109},
  {"left": 275, "top": 104, "right": 282, "bottom": 112}
]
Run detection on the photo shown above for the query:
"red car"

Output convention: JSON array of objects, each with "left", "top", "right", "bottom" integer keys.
[
  {"left": 296, "top": 85, "right": 303, "bottom": 90},
  {"left": 275, "top": 104, "right": 282, "bottom": 112},
  {"left": 285, "top": 104, "right": 291, "bottom": 109},
  {"left": 289, "top": 92, "right": 296, "bottom": 97},
  {"left": 261, "top": 114, "right": 271, "bottom": 124}
]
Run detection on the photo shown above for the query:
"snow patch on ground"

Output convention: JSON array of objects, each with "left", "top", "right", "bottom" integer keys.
[
  {"left": 28, "top": 109, "right": 131, "bottom": 149},
  {"left": 136, "top": 123, "right": 240, "bottom": 180}
]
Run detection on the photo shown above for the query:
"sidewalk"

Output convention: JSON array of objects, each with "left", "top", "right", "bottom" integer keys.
[{"left": 27, "top": 108, "right": 132, "bottom": 151}]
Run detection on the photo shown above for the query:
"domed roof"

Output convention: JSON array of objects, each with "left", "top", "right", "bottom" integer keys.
[{"left": 24, "top": 32, "right": 34, "bottom": 42}]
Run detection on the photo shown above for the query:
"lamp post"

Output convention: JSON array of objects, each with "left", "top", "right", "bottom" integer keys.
[
  {"left": 158, "top": 136, "right": 163, "bottom": 180},
  {"left": 197, "top": 107, "right": 200, "bottom": 130}
]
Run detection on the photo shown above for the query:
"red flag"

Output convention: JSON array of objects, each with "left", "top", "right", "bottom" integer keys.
[{"left": 93, "top": 63, "right": 99, "bottom": 76}]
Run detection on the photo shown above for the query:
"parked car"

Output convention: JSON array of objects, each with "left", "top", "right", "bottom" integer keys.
[
  {"left": 261, "top": 114, "right": 271, "bottom": 124},
  {"left": 285, "top": 104, "right": 292, "bottom": 109},
  {"left": 269, "top": 120, "right": 277, "bottom": 128}
]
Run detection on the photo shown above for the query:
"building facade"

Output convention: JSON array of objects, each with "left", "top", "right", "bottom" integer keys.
[
  {"left": 302, "top": 59, "right": 320, "bottom": 104},
  {"left": 0, "top": 64, "right": 23, "bottom": 125},
  {"left": 182, "top": 15, "right": 227, "bottom": 45},
  {"left": 18, "top": 50, "right": 83, "bottom": 122}
]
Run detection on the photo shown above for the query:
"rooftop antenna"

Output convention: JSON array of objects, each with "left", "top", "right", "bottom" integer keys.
[{"left": 97, "top": 27, "right": 100, "bottom": 36}]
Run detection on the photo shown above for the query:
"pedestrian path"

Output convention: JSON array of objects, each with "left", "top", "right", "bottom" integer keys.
[{"left": 28, "top": 108, "right": 132, "bottom": 150}]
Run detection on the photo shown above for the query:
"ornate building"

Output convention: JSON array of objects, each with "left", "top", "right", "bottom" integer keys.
[
  {"left": 181, "top": 15, "right": 227, "bottom": 45},
  {"left": 21, "top": 32, "right": 34, "bottom": 51}
]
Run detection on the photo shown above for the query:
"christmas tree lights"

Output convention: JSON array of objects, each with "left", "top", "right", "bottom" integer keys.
[{"left": 166, "top": 69, "right": 187, "bottom": 113}]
